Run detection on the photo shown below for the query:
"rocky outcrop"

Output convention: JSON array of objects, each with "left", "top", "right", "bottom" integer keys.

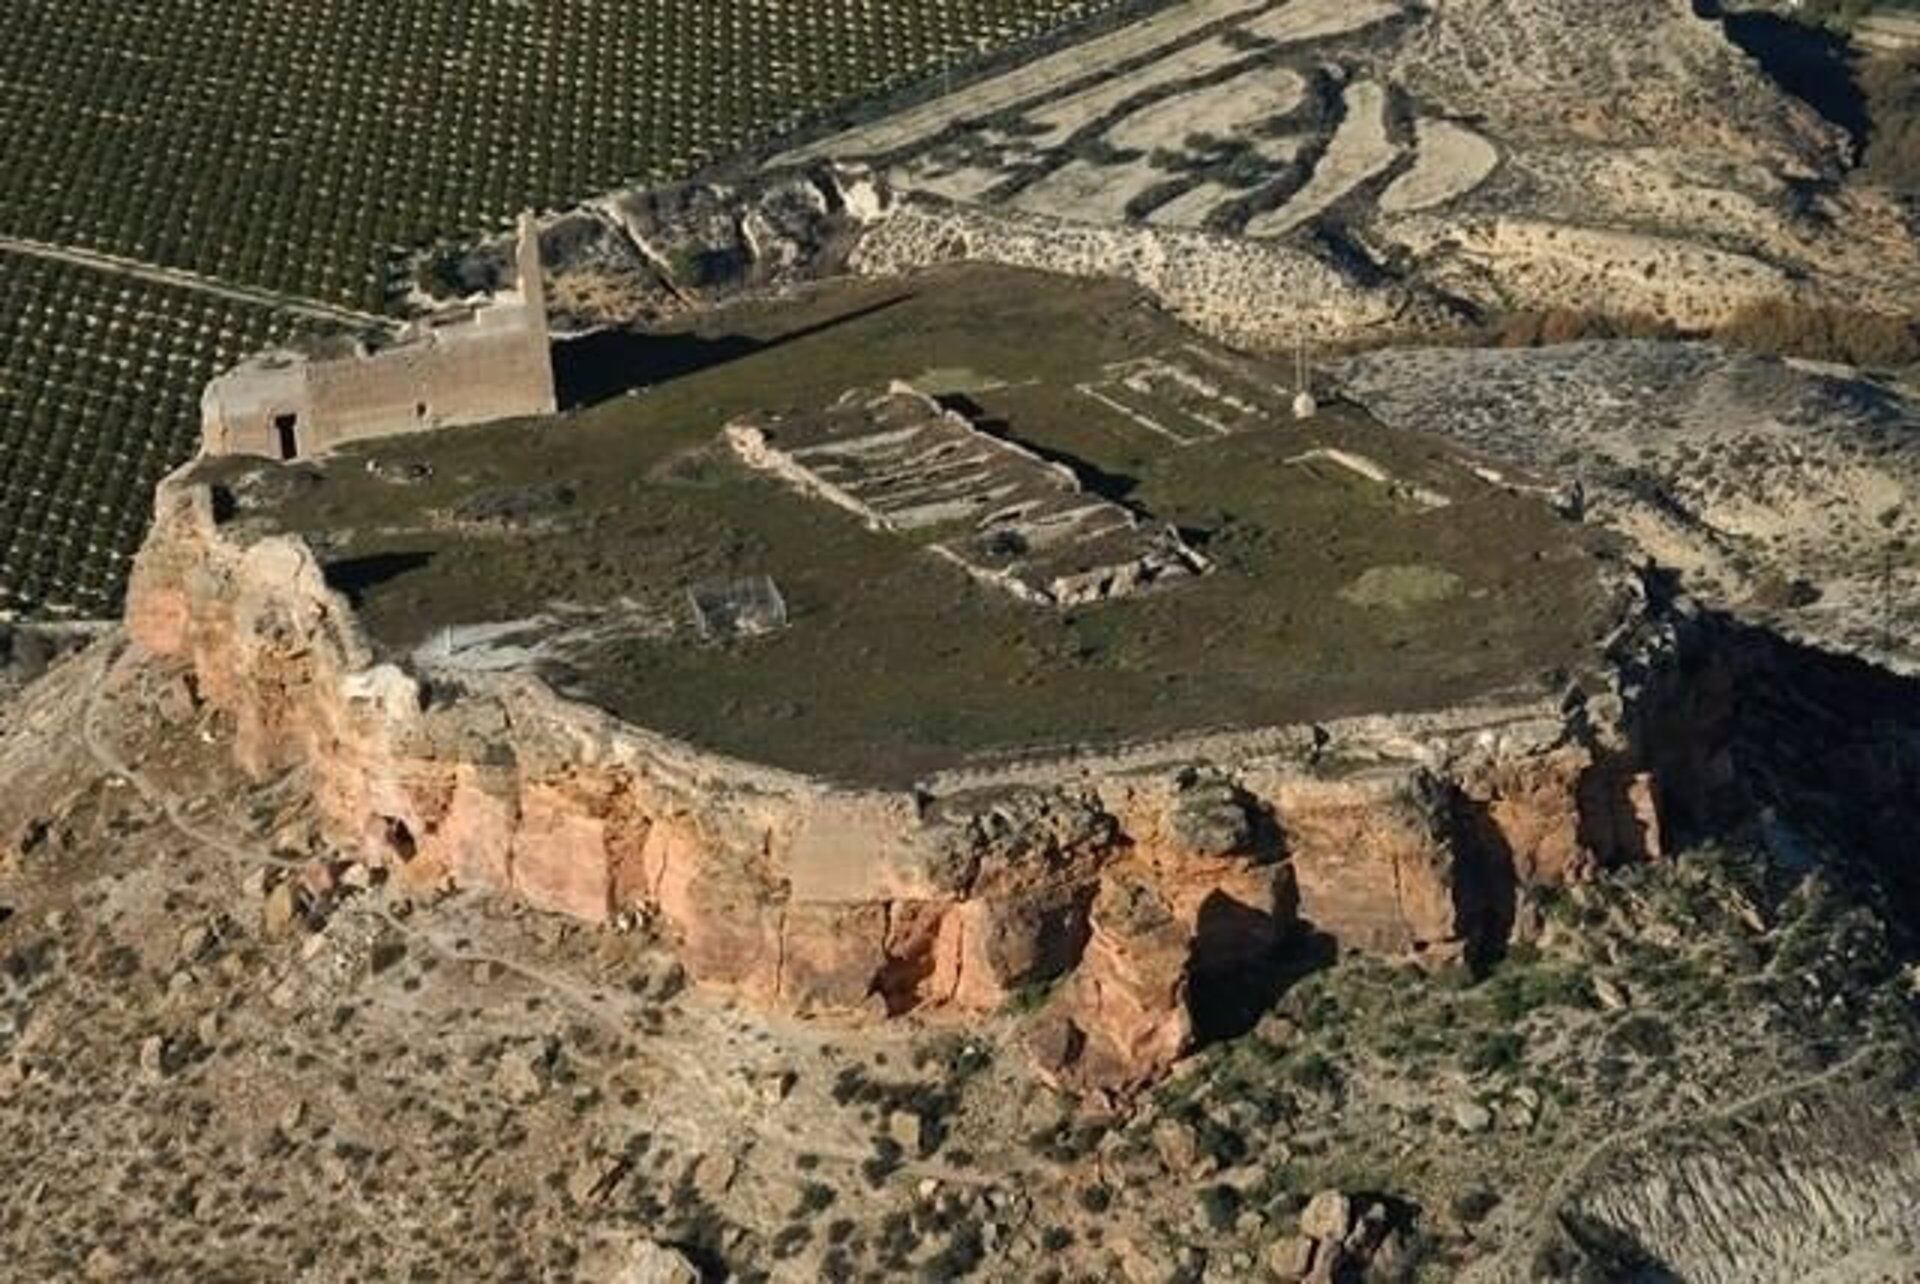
[
  {"left": 512, "top": 164, "right": 1451, "bottom": 353},
  {"left": 443, "top": 166, "right": 887, "bottom": 334},
  {"left": 125, "top": 467, "right": 1686, "bottom": 1089},
  {"left": 850, "top": 197, "right": 1454, "bottom": 352}
]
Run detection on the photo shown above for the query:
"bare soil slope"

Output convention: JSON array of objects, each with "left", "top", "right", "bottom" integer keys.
[{"left": 779, "top": 0, "right": 1920, "bottom": 334}]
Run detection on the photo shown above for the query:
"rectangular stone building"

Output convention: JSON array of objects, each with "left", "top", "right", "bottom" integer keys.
[{"left": 201, "top": 214, "right": 557, "bottom": 460}]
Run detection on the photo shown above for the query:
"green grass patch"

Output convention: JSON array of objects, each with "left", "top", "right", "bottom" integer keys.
[{"left": 221, "top": 266, "right": 1616, "bottom": 784}]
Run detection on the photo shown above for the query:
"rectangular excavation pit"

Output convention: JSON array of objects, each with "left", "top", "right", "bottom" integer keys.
[{"left": 726, "top": 382, "right": 1208, "bottom": 607}]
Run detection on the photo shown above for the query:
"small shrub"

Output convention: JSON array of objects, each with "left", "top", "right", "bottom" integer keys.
[
  {"left": 1007, "top": 979, "right": 1059, "bottom": 1015},
  {"left": 1482, "top": 963, "right": 1593, "bottom": 1022},
  {"left": 918, "top": 1223, "right": 986, "bottom": 1281},
  {"left": 1462, "top": 1030, "right": 1526, "bottom": 1075},
  {"left": 1452, "top": 1187, "right": 1500, "bottom": 1225},
  {"left": 772, "top": 1225, "right": 811, "bottom": 1259},
  {"left": 861, "top": 1137, "right": 905, "bottom": 1188},
  {"left": 1288, "top": 1051, "right": 1342, "bottom": 1095},
  {"left": 877, "top": 1211, "right": 920, "bottom": 1268},
  {"left": 1197, "top": 1183, "right": 1242, "bottom": 1232},
  {"left": 1608, "top": 1014, "right": 1676, "bottom": 1059},
  {"left": 1027, "top": 1120, "right": 1106, "bottom": 1164}
]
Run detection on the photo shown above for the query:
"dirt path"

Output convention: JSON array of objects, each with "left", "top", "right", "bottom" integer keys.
[
  {"left": 73, "top": 641, "right": 1008, "bottom": 1198},
  {"left": 778, "top": 0, "right": 1272, "bottom": 164},
  {"left": 1477, "top": 1040, "right": 1893, "bottom": 1282},
  {"left": 0, "top": 232, "right": 389, "bottom": 330}
]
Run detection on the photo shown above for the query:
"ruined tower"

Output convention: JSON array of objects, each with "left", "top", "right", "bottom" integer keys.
[{"left": 201, "top": 214, "right": 558, "bottom": 460}]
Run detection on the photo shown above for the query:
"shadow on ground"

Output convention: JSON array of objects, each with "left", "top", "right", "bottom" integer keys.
[
  {"left": 552, "top": 295, "right": 913, "bottom": 411},
  {"left": 323, "top": 552, "right": 435, "bottom": 606}
]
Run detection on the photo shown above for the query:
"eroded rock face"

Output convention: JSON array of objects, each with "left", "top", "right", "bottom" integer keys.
[{"left": 126, "top": 470, "right": 1686, "bottom": 1088}]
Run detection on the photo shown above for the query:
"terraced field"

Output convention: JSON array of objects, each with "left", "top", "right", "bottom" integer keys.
[{"left": 0, "top": 0, "right": 1135, "bottom": 617}]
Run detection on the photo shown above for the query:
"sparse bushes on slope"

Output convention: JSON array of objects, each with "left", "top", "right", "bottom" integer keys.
[
  {"left": 1419, "top": 300, "right": 1920, "bottom": 370},
  {"left": 1717, "top": 297, "right": 1920, "bottom": 366},
  {"left": 1860, "top": 49, "right": 1920, "bottom": 193}
]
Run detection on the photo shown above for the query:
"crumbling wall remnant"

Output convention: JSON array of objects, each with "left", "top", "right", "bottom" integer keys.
[{"left": 201, "top": 213, "right": 557, "bottom": 461}]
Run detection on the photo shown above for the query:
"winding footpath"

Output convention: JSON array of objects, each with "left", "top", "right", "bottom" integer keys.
[{"left": 1472, "top": 1039, "right": 1896, "bottom": 1283}]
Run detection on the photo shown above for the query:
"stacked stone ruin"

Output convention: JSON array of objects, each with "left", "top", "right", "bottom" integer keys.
[
  {"left": 725, "top": 383, "right": 1209, "bottom": 606},
  {"left": 199, "top": 214, "right": 557, "bottom": 462}
]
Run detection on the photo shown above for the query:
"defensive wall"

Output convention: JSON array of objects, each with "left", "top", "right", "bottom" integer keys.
[{"left": 200, "top": 214, "right": 556, "bottom": 461}]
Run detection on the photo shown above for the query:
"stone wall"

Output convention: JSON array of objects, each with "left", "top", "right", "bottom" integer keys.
[
  {"left": 724, "top": 383, "right": 1209, "bottom": 606},
  {"left": 126, "top": 466, "right": 1679, "bottom": 1088},
  {"left": 201, "top": 214, "right": 557, "bottom": 461}
]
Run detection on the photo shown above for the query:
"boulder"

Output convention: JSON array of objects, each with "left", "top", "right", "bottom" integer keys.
[
  {"left": 1453, "top": 1100, "right": 1494, "bottom": 1133},
  {"left": 261, "top": 880, "right": 305, "bottom": 938},
  {"left": 494, "top": 1036, "right": 559, "bottom": 1102},
  {"left": 1265, "top": 1234, "right": 1317, "bottom": 1280},
  {"left": 887, "top": 1109, "right": 929, "bottom": 1155},
  {"left": 1151, "top": 1116, "right": 1202, "bottom": 1171},
  {"left": 1273, "top": 771, "right": 1474, "bottom": 961},
  {"left": 136, "top": 1035, "right": 173, "bottom": 1084},
  {"left": 1299, "top": 1189, "right": 1353, "bottom": 1242},
  {"left": 603, "top": 1239, "right": 700, "bottom": 1284}
]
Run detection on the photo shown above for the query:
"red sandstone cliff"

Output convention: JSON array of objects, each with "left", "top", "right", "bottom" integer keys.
[{"left": 126, "top": 469, "right": 1674, "bottom": 1089}]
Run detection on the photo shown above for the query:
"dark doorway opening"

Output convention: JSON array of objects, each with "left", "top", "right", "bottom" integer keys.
[{"left": 273, "top": 413, "right": 300, "bottom": 461}]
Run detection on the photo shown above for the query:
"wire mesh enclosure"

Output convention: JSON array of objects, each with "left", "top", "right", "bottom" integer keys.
[{"left": 688, "top": 575, "right": 789, "bottom": 640}]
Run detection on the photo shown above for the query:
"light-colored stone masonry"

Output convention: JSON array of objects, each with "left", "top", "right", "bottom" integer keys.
[
  {"left": 200, "top": 214, "right": 557, "bottom": 462},
  {"left": 851, "top": 196, "right": 1447, "bottom": 352}
]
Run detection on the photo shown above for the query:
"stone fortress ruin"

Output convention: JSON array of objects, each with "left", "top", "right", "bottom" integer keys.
[
  {"left": 133, "top": 244, "right": 1710, "bottom": 1091},
  {"left": 199, "top": 214, "right": 556, "bottom": 461},
  {"left": 16, "top": 7, "right": 1920, "bottom": 1279}
]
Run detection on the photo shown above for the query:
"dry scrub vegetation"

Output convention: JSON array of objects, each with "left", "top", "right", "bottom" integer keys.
[
  {"left": 1417, "top": 300, "right": 1920, "bottom": 371},
  {"left": 1861, "top": 48, "right": 1920, "bottom": 194}
]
